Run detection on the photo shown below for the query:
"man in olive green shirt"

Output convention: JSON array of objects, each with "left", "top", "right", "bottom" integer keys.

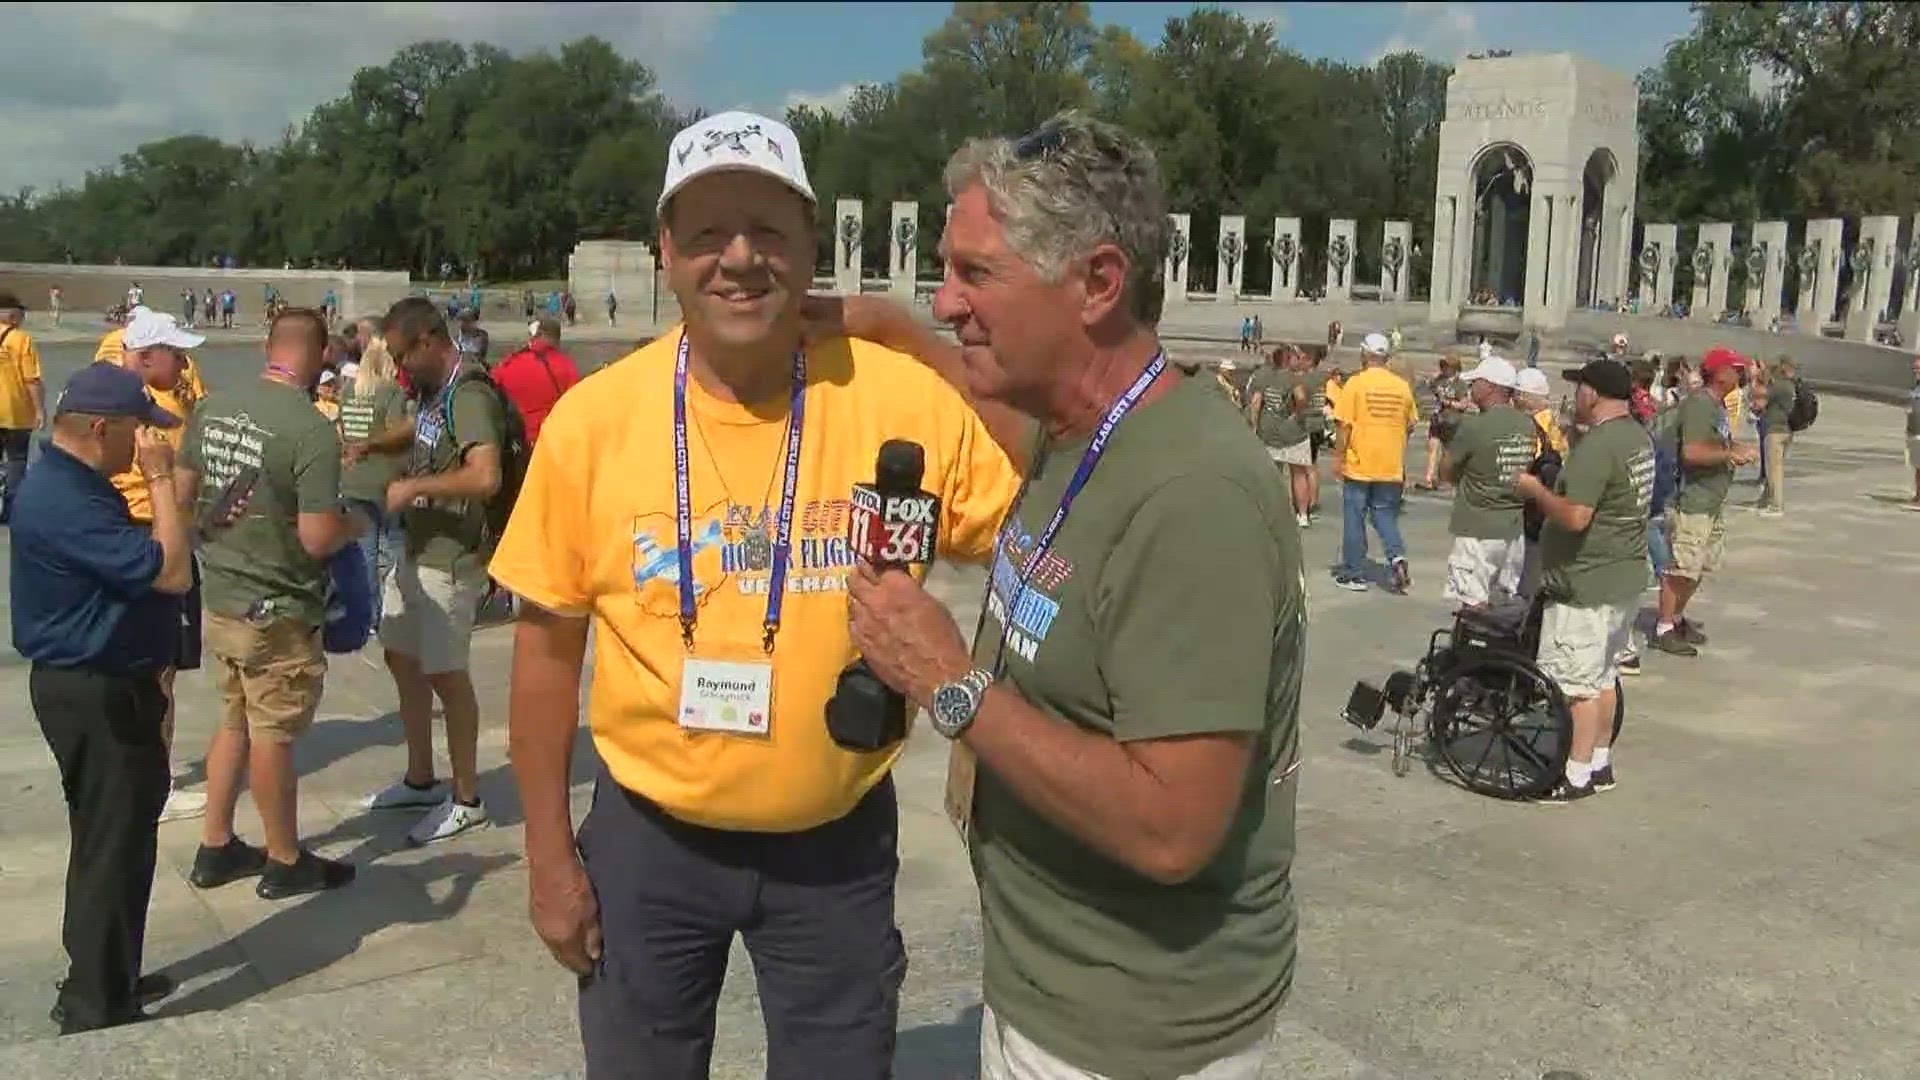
[
  {"left": 362, "top": 297, "right": 506, "bottom": 846},
  {"left": 1753, "top": 358, "right": 1796, "bottom": 515},
  {"left": 1654, "top": 346, "right": 1756, "bottom": 658},
  {"left": 178, "top": 309, "right": 365, "bottom": 898},
  {"left": 1517, "top": 358, "right": 1655, "bottom": 803},
  {"left": 1244, "top": 347, "right": 1314, "bottom": 526},
  {"left": 1439, "top": 355, "right": 1533, "bottom": 609},
  {"left": 846, "top": 114, "right": 1303, "bottom": 1080}
]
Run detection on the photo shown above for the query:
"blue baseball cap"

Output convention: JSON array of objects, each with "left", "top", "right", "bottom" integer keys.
[{"left": 55, "top": 362, "right": 182, "bottom": 428}]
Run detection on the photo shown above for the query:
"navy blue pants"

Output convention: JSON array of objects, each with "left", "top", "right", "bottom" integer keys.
[
  {"left": 576, "top": 772, "right": 906, "bottom": 1080},
  {"left": 0, "top": 428, "right": 31, "bottom": 521}
]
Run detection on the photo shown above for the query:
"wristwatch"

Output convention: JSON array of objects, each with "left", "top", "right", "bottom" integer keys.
[{"left": 928, "top": 668, "right": 993, "bottom": 739}]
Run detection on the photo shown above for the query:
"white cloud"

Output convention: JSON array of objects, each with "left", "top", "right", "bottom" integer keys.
[
  {"left": 0, "top": 1, "right": 733, "bottom": 195},
  {"left": 781, "top": 83, "right": 861, "bottom": 117},
  {"left": 1374, "top": 1, "right": 1482, "bottom": 64}
]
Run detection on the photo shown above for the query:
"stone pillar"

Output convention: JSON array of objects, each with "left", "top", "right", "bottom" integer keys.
[
  {"left": 1800, "top": 218, "right": 1843, "bottom": 336},
  {"left": 1165, "top": 213, "right": 1191, "bottom": 304},
  {"left": 1845, "top": 214, "right": 1900, "bottom": 342},
  {"left": 1521, "top": 190, "right": 1553, "bottom": 327},
  {"left": 1637, "top": 223, "right": 1677, "bottom": 313},
  {"left": 1748, "top": 220, "right": 1787, "bottom": 329},
  {"left": 833, "top": 199, "right": 863, "bottom": 297},
  {"left": 1380, "top": 221, "right": 1411, "bottom": 302},
  {"left": 1547, "top": 191, "right": 1582, "bottom": 325},
  {"left": 1217, "top": 215, "right": 1247, "bottom": 298},
  {"left": 1695, "top": 222, "right": 1732, "bottom": 323},
  {"left": 1900, "top": 213, "right": 1920, "bottom": 351},
  {"left": 1325, "top": 218, "right": 1357, "bottom": 302},
  {"left": 888, "top": 202, "right": 917, "bottom": 303},
  {"left": 1272, "top": 216, "right": 1303, "bottom": 301},
  {"left": 1428, "top": 190, "right": 1464, "bottom": 324}
]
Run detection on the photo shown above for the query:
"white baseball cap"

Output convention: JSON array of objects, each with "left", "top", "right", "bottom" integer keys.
[
  {"left": 1611, "top": 333, "right": 1629, "bottom": 348},
  {"left": 122, "top": 308, "right": 203, "bottom": 352},
  {"left": 1218, "top": 358, "right": 1237, "bottom": 370},
  {"left": 1477, "top": 339, "right": 1494, "bottom": 360},
  {"left": 1516, "top": 368, "right": 1551, "bottom": 396},
  {"left": 1461, "top": 356, "right": 1519, "bottom": 389},
  {"left": 658, "top": 111, "right": 815, "bottom": 213},
  {"left": 1361, "top": 332, "right": 1392, "bottom": 356}
]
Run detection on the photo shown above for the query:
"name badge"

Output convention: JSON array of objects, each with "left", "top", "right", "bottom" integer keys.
[{"left": 678, "top": 657, "right": 773, "bottom": 736}]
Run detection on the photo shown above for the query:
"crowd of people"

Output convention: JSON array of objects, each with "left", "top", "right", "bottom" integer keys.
[{"left": 0, "top": 96, "right": 1913, "bottom": 1080}]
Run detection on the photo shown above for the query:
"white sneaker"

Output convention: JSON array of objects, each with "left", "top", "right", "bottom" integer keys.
[
  {"left": 1296, "top": 514, "right": 1311, "bottom": 529},
  {"left": 407, "top": 798, "right": 488, "bottom": 846},
  {"left": 158, "top": 788, "right": 208, "bottom": 823},
  {"left": 363, "top": 778, "right": 449, "bottom": 810}
]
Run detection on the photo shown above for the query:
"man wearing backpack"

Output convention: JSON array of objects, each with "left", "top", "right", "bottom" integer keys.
[
  {"left": 1752, "top": 357, "right": 1799, "bottom": 516},
  {"left": 491, "top": 316, "right": 580, "bottom": 446},
  {"left": 362, "top": 296, "right": 513, "bottom": 844}
]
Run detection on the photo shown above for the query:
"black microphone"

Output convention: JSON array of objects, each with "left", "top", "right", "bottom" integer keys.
[{"left": 829, "top": 440, "right": 940, "bottom": 751}]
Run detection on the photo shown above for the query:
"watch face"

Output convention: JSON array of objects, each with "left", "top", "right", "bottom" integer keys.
[{"left": 931, "top": 683, "right": 974, "bottom": 735}]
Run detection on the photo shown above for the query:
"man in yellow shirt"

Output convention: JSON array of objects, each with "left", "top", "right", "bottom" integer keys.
[
  {"left": 1332, "top": 332, "right": 1419, "bottom": 592},
  {"left": 1516, "top": 367, "right": 1569, "bottom": 454},
  {"left": 108, "top": 310, "right": 210, "bottom": 823},
  {"left": 0, "top": 293, "right": 47, "bottom": 522},
  {"left": 487, "top": 112, "right": 1020, "bottom": 1079}
]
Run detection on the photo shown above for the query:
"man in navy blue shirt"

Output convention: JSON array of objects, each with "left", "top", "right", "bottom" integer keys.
[{"left": 12, "top": 362, "right": 195, "bottom": 1034}]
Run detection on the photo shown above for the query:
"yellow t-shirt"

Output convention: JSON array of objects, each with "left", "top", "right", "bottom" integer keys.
[
  {"left": 1532, "top": 408, "right": 1569, "bottom": 456},
  {"left": 488, "top": 332, "right": 1021, "bottom": 832},
  {"left": 102, "top": 333, "right": 208, "bottom": 521},
  {"left": 0, "top": 323, "right": 43, "bottom": 429},
  {"left": 1334, "top": 365, "right": 1418, "bottom": 481}
]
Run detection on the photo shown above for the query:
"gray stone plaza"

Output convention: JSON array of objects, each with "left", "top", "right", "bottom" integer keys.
[{"left": 0, "top": 336, "right": 1916, "bottom": 1076}]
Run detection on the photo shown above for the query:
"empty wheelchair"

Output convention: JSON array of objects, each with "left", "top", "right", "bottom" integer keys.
[{"left": 1343, "top": 595, "right": 1625, "bottom": 800}]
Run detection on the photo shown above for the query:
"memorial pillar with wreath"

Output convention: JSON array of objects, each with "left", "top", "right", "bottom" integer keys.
[
  {"left": 1900, "top": 212, "right": 1920, "bottom": 349},
  {"left": 1637, "top": 222, "right": 1676, "bottom": 313},
  {"left": 833, "top": 198, "right": 863, "bottom": 296},
  {"left": 1271, "top": 216, "right": 1302, "bottom": 301},
  {"left": 888, "top": 201, "right": 918, "bottom": 302},
  {"left": 1846, "top": 214, "right": 1900, "bottom": 342},
  {"left": 1380, "top": 220, "right": 1411, "bottom": 302},
  {"left": 1326, "top": 218, "right": 1356, "bottom": 302},
  {"left": 1164, "top": 213, "right": 1191, "bottom": 306},
  {"left": 1750, "top": 220, "right": 1787, "bottom": 328},
  {"left": 1218, "top": 215, "right": 1246, "bottom": 298}
]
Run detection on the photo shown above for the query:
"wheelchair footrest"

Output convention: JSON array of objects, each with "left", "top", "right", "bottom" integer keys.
[{"left": 1344, "top": 681, "right": 1389, "bottom": 730}]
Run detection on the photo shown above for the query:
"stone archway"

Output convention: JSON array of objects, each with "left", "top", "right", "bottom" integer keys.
[
  {"left": 1468, "top": 142, "right": 1533, "bottom": 307},
  {"left": 1576, "top": 148, "right": 1617, "bottom": 308}
]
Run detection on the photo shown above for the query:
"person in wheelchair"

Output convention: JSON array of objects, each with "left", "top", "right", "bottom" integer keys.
[
  {"left": 1513, "top": 359, "right": 1655, "bottom": 803},
  {"left": 1437, "top": 355, "right": 1533, "bottom": 611}
]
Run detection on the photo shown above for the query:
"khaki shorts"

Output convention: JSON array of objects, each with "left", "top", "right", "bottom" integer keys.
[
  {"left": 1444, "top": 536, "right": 1524, "bottom": 606},
  {"left": 979, "top": 1005, "right": 1269, "bottom": 1080},
  {"left": 1268, "top": 441, "right": 1312, "bottom": 467},
  {"left": 204, "top": 612, "right": 326, "bottom": 745},
  {"left": 1536, "top": 602, "right": 1635, "bottom": 699},
  {"left": 379, "top": 556, "right": 488, "bottom": 675},
  {"left": 1666, "top": 509, "right": 1725, "bottom": 579},
  {"left": 1907, "top": 435, "right": 1920, "bottom": 471}
]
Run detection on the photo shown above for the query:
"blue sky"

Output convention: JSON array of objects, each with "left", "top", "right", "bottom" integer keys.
[
  {"left": 694, "top": 2, "right": 1697, "bottom": 116},
  {"left": 0, "top": 2, "right": 1697, "bottom": 194}
]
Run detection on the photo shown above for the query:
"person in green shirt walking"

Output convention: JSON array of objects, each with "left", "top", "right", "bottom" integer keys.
[
  {"left": 1438, "top": 355, "right": 1533, "bottom": 609},
  {"left": 1654, "top": 347, "right": 1756, "bottom": 657},
  {"left": 1245, "top": 345, "right": 1314, "bottom": 527},
  {"left": 1751, "top": 356, "right": 1796, "bottom": 515},
  {"left": 1516, "top": 358, "right": 1655, "bottom": 803}
]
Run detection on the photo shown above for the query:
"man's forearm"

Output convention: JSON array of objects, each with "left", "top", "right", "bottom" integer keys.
[
  {"left": 1681, "top": 441, "right": 1738, "bottom": 468},
  {"left": 28, "top": 381, "right": 43, "bottom": 426},
  {"left": 510, "top": 615, "right": 589, "bottom": 864},
  {"left": 961, "top": 686, "right": 1195, "bottom": 880},
  {"left": 364, "top": 418, "right": 416, "bottom": 454},
  {"left": 147, "top": 482, "right": 195, "bottom": 594},
  {"left": 405, "top": 459, "right": 499, "bottom": 501},
  {"left": 1531, "top": 486, "right": 1590, "bottom": 532}
]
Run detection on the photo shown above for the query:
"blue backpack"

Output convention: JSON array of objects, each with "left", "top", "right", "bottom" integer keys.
[{"left": 322, "top": 543, "right": 374, "bottom": 653}]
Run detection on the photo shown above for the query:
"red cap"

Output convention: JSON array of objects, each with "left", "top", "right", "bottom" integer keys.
[{"left": 1701, "top": 346, "right": 1750, "bottom": 375}]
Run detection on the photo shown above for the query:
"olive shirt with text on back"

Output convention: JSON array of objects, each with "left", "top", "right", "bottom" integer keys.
[
  {"left": 404, "top": 362, "right": 504, "bottom": 573},
  {"left": 1538, "top": 415, "right": 1655, "bottom": 605},
  {"left": 182, "top": 379, "right": 344, "bottom": 626},
  {"left": 1243, "top": 366, "right": 1308, "bottom": 448},
  {"left": 969, "top": 374, "right": 1305, "bottom": 1080},
  {"left": 338, "top": 378, "right": 411, "bottom": 504},
  {"left": 1446, "top": 406, "right": 1536, "bottom": 538},
  {"left": 1673, "top": 389, "right": 1735, "bottom": 515}
]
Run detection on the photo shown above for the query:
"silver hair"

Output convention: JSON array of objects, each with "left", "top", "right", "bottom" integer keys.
[{"left": 943, "top": 111, "right": 1169, "bottom": 325}]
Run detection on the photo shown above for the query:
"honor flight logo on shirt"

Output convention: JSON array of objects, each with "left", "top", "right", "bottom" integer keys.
[
  {"left": 984, "top": 517, "right": 1072, "bottom": 664},
  {"left": 629, "top": 498, "right": 860, "bottom": 607}
]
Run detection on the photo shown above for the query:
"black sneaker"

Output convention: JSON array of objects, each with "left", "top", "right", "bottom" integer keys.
[
  {"left": 1332, "top": 571, "right": 1369, "bottom": 592},
  {"left": 1539, "top": 778, "right": 1597, "bottom": 804},
  {"left": 189, "top": 836, "right": 268, "bottom": 889},
  {"left": 50, "top": 973, "right": 174, "bottom": 1026},
  {"left": 1591, "top": 765, "right": 1617, "bottom": 791},
  {"left": 1650, "top": 629, "right": 1698, "bottom": 657},
  {"left": 1677, "top": 618, "right": 1708, "bottom": 646},
  {"left": 1389, "top": 557, "right": 1412, "bottom": 595},
  {"left": 256, "top": 850, "right": 356, "bottom": 900},
  {"left": 1618, "top": 654, "right": 1641, "bottom": 677}
]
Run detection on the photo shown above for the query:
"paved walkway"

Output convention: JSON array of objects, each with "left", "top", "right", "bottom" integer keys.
[{"left": 0, "top": 390, "right": 1915, "bottom": 1079}]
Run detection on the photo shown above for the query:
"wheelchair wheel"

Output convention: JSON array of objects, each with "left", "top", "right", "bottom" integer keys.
[{"left": 1430, "top": 653, "right": 1569, "bottom": 799}]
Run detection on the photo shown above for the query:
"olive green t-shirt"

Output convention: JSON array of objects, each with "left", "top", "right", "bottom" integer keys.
[
  {"left": 1760, "top": 378, "right": 1796, "bottom": 432},
  {"left": 1539, "top": 416, "right": 1656, "bottom": 606},
  {"left": 338, "top": 379, "right": 411, "bottom": 504},
  {"left": 1673, "top": 390, "right": 1734, "bottom": 515},
  {"left": 1299, "top": 369, "right": 1334, "bottom": 434},
  {"left": 182, "top": 379, "right": 342, "bottom": 626},
  {"left": 403, "top": 365, "right": 505, "bottom": 572},
  {"left": 969, "top": 376, "right": 1304, "bottom": 1080},
  {"left": 1446, "top": 406, "right": 1537, "bottom": 539},
  {"left": 1244, "top": 366, "right": 1308, "bottom": 448}
]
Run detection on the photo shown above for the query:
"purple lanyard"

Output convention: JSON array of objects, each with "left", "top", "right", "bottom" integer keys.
[
  {"left": 672, "top": 332, "right": 806, "bottom": 653},
  {"left": 988, "top": 351, "right": 1165, "bottom": 670}
]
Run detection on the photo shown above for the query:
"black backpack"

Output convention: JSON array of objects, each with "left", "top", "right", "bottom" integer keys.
[
  {"left": 442, "top": 366, "right": 531, "bottom": 552},
  {"left": 1786, "top": 376, "right": 1818, "bottom": 432}
]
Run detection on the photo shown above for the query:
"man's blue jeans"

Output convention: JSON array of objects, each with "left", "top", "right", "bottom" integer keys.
[
  {"left": 347, "top": 499, "right": 401, "bottom": 627},
  {"left": 1341, "top": 480, "right": 1407, "bottom": 579}
]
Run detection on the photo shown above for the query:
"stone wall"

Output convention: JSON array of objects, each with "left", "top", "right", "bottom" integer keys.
[{"left": 0, "top": 262, "right": 411, "bottom": 321}]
